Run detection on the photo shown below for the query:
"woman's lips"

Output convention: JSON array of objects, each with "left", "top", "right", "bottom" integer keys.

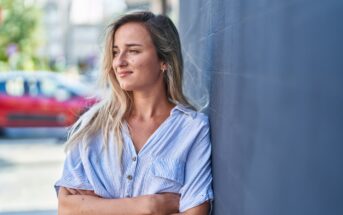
[{"left": 118, "top": 71, "right": 133, "bottom": 78}]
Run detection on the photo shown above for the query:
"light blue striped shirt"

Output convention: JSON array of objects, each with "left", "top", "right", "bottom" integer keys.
[{"left": 55, "top": 105, "right": 213, "bottom": 212}]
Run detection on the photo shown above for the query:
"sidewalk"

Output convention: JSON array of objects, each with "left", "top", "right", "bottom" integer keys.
[
  {"left": 0, "top": 138, "right": 64, "bottom": 214},
  {"left": 0, "top": 210, "right": 56, "bottom": 215}
]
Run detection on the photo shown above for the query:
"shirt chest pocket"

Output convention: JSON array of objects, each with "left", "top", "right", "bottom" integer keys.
[{"left": 143, "top": 159, "right": 185, "bottom": 194}]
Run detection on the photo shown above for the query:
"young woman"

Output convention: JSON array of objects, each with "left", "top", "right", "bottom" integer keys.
[{"left": 55, "top": 11, "right": 213, "bottom": 215}]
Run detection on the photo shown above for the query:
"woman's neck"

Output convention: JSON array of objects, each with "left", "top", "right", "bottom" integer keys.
[{"left": 130, "top": 90, "right": 174, "bottom": 120}]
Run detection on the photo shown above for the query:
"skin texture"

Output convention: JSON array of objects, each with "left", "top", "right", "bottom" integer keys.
[
  {"left": 58, "top": 22, "right": 210, "bottom": 215},
  {"left": 112, "top": 22, "right": 164, "bottom": 92}
]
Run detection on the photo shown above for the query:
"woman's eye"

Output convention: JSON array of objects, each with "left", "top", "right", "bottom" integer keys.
[
  {"left": 129, "top": 50, "right": 140, "bottom": 54},
  {"left": 112, "top": 51, "right": 118, "bottom": 56}
]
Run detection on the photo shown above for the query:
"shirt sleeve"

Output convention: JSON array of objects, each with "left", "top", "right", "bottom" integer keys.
[
  {"left": 54, "top": 144, "right": 93, "bottom": 195},
  {"left": 179, "top": 125, "right": 214, "bottom": 212}
]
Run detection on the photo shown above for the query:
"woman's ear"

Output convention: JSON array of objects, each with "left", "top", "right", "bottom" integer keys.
[{"left": 160, "top": 62, "right": 167, "bottom": 72}]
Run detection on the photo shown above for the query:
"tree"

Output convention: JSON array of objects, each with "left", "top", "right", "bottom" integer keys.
[{"left": 0, "top": 0, "right": 48, "bottom": 71}]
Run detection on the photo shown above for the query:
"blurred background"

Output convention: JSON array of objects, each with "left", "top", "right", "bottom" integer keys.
[
  {"left": 2, "top": 0, "right": 343, "bottom": 215},
  {"left": 0, "top": 0, "right": 178, "bottom": 214}
]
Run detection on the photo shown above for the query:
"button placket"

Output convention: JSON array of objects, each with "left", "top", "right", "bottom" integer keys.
[{"left": 125, "top": 155, "right": 138, "bottom": 198}]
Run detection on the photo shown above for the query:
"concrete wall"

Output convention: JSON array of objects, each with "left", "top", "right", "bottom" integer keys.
[{"left": 179, "top": 0, "right": 343, "bottom": 214}]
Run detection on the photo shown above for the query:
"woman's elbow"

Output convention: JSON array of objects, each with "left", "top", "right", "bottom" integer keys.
[
  {"left": 57, "top": 188, "right": 74, "bottom": 215},
  {"left": 58, "top": 196, "right": 72, "bottom": 215},
  {"left": 183, "top": 201, "right": 210, "bottom": 215}
]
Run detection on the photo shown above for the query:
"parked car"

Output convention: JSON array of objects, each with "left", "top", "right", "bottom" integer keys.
[{"left": 0, "top": 71, "right": 97, "bottom": 128}]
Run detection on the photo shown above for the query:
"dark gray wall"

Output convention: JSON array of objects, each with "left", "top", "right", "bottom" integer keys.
[{"left": 179, "top": 0, "right": 343, "bottom": 215}]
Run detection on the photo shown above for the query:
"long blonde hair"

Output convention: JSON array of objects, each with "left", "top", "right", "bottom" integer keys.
[{"left": 65, "top": 11, "right": 192, "bottom": 159}]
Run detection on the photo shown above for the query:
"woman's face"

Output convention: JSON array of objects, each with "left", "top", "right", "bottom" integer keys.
[{"left": 112, "top": 22, "right": 164, "bottom": 92}]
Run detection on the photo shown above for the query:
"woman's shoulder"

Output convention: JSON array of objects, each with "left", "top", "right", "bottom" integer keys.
[
  {"left": 67, "top": 130, "right": 105, "bottom": 154},
  {"left": 172, "top": 104, "right": 209, "bottom": 127}
]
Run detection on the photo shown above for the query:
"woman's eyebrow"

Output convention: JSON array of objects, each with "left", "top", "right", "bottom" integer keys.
[
  {"left": 126, "top": 43, "right": 142, "bottom": 47},
  {"left": 113, "top": 43, "right": 142, "bottom": 49}
]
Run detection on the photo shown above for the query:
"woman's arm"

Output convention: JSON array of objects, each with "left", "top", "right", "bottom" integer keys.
[
  {"left": 171, "top": 201, "right": 210, "bottom": 215},
  {"left": 58, "top": 187, "right": 147, "bottom": 215},
  {"left": 58, "top": 187, "right": 180, "bottom": 215}
]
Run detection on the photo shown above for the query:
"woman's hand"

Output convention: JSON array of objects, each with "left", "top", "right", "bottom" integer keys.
[
  {"left": 64, "top": 188, "right": 99, "bottom": 196},
  {"left": 144, "top": 193, "right": 180, "bottom": 215},
  {"left": 169, "top": 201, "right": 210, "bottom": 215}
]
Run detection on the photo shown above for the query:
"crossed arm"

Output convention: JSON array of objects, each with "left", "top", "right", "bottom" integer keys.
[{"left": 58, "top": 187, "right": 210, "bottom": 215}]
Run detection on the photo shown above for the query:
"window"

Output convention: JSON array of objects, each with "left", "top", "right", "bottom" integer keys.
[
  {"left": 40, "top": 78, "right": 58, "bottom": 98},
  {"left": 5, "top": 77, "right": 25, "bottom": 96}
]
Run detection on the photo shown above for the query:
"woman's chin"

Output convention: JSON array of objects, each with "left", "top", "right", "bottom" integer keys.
[{"left": 119, "top": 83, "right": 134, "bottom": 91}]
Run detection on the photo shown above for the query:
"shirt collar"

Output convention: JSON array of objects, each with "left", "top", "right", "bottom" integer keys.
[{"left": 171, "top": 104, "right": 197, "bottom": 119}]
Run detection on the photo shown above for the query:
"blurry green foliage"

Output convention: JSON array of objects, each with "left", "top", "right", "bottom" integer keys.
[{"left": 0, "top": 0, "right": 49, "bottom": 71}]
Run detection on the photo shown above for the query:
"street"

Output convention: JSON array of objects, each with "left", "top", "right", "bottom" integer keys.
[{"left": 0, "top": 137, "right": 65, "bottom": 215}]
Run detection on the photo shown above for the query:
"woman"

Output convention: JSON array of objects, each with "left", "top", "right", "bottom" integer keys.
[{"left": 55, "top": 11, "right": 213, "bottom": 215}]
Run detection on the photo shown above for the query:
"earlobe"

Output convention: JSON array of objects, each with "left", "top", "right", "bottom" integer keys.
[{"left": 160, "top": 62, "right": 167, "bottom": 72}]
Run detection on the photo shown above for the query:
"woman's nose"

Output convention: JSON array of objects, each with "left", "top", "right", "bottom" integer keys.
[{"left": 113, "top": 52, "right": 128, "bottom": 68}]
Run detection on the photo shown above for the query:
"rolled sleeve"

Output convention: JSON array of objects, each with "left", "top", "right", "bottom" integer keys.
[
  {"left": 54, "top": 144, "right": 93, "bottom": 195},
  {"left": 179, "top": 127, "right": 214, "bottom": 212}
]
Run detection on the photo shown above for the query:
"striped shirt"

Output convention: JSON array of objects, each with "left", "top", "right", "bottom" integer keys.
[{"left": 55, "top": 105, "right": 213, "bottom": 212}]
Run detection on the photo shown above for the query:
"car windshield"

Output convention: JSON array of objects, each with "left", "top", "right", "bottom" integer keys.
[
  {"left": 0, "top": 71, "right": 94, "bottom": 97},
  {"left": 54, "top": 76, "right": 91, "bottom": 97}
]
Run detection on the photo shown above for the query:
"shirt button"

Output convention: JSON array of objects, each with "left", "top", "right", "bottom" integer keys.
[
  {"left": 132, "top": 156, "right": 137, "bottom": 161},
  {"left": 127, "top": 175, "right": 133, "bottom": 180}
]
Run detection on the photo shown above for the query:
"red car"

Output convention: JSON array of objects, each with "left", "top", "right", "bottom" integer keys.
[{"left": 0, "top": 71, "right": 97, "bottom": 128}]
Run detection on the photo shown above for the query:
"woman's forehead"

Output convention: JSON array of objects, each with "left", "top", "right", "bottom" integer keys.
[{"left": 113, "top": 22, "right": 152, "bottom": 45}]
